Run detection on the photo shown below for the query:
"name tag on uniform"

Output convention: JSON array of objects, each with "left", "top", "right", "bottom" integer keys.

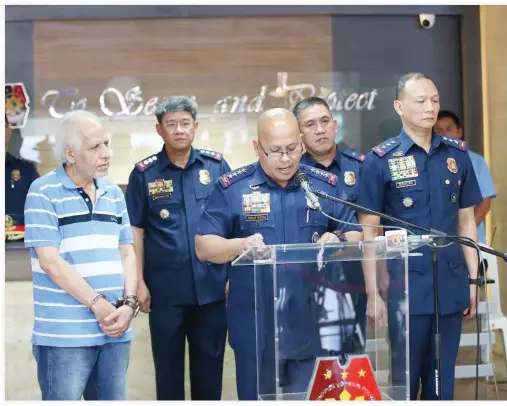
[
  {"left": 246, "top": 214, "right": 268, "bottom": 222},
  {"left": 242, "top": 192, "right": 270, "bottom": 214},
  {"left": 388, "top": 156, "right": 418, "bottom": 181},
  {"left": 396, "top": 180, "right": 417, "bottom": 189}
]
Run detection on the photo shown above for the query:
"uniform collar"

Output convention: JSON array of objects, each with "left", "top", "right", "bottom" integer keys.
[
  {"left": 301, "top": 147, "right": 341, "bottom": 170},
  {"left": 157, "top": 146, "right": 203, "bottom": 170},
  {"left": 249, "top": 161, "right": 298, "bottom": 190},
  {"left": 398, "top": 129, "right": 442, "bottom": 155},
  {"left": 55, "top": 164, "right": 105, "bottom": 191}
]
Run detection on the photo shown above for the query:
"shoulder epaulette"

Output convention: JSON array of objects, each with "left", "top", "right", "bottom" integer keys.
[
  {"left": 371, "top": 139, "right": 400, "bottom": 157},
  {"left": 300, "top": 164, "right": 337, "bottom": 186},
  {"left": 135, "top": 155, "right": 158, "bottom": 172},
  {"left": 199, "top": 149, "right": 223, "bottom": 161},
  {"left": 219, "top": 164, "right": 255, "bottom": 188},
  {"left": 440, "top": 136, "right": 467, "bottom": 151},
  {"left": 341, "top": 149, "right": 366, "bottom": 163}
]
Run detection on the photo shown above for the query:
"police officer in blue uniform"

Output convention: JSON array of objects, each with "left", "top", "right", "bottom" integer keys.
[
  {"left": 294, "top": 97, "right": 367, "bottom": 355},
  {"left": 195, "top": 108, "right": 363, "bottom": 400},
  {"left": 5, "top": 114, "right": 39, "bottom": 240},
  {"left": 124, "top": 97, "right": 231, "bottom": 400},
  {"left": 356, "top": 73, "right": 481, "bottom": 400}
]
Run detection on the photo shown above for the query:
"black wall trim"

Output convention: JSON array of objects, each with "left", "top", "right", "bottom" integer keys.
[{"left": 6, "top": 5, "right": 474, "bottom": 22}]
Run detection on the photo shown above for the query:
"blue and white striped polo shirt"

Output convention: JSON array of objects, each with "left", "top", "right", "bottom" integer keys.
[{"left": 24, "top": 164, "right": 134, "bottom": 347}]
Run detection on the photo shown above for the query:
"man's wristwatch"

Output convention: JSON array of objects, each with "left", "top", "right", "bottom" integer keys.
[{"left": 469, "top": 278, "right": 481, "bottom": 286}]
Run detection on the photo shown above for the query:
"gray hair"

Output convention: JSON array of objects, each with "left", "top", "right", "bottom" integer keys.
[
  {"left": 155, "top": 96, "right": 198, "bottom": 123},
  {"left": 292, "top": 97, "right": 331, "bottom": 121},
  {"left": 396, "top": 72, "right": 432, "bottom": 100},
  {"left": 52, "top": 110, "right": 103, "bottom": 164}
]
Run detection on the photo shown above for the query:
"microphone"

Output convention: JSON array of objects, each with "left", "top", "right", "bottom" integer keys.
[{"left": 295, "top": 172, "right": 321, "bottom": 211}]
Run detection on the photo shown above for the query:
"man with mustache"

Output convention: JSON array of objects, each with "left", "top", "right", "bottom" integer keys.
[
  {"left": 195, "top": 108, "right": 363, "bottom": 400},
  {"left": 24, "top": 110, "right": 138, "bottom": 400},
  {"left": 294, "top": 97, "right": 368, "bottom": 356}
]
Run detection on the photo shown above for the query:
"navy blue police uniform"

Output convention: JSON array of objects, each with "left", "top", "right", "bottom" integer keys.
[
  {"left": 356, "top": 130, "right": 482, "bottom": 400},
  {"left": 196, "top": 162, "right": 362, "bottom": 400},
  {"left": 301, "top": 148, "right": 367, "bottom": 354},
  {"left": 5, "top": 152, "right": 39, "bottom": 240},
  {"left": 124, "top": 147, "right": 231, "bottom": 400}
]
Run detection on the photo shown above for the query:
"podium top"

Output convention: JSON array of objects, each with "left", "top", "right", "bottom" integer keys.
[{"left": 231, "top": 235, "right": 432, "bottom": 266}]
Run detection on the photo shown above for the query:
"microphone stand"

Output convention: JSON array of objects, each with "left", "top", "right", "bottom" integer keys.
[{"left": 312, "top": 188, "right": 507, "bottom": 400}]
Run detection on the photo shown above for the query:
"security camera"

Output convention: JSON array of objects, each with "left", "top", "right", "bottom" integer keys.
[{"left": 419, "top": 14, "right": 436, "bottom": 29}]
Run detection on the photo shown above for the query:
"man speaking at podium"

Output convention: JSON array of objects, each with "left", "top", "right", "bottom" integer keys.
[
  {"left": 357, "top": 73, "right": 482, "bottom": 400},
  {"left": 195, "top": 108, "right": 363, "bottom": 400}
]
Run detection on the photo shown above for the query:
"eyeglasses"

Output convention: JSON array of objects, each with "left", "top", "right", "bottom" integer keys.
[
  {"left": 163, "top": 121, "right": 194, "bottom": 132},
  {"left": 258, "top": 140, "right": 302, "bottom": 160}
]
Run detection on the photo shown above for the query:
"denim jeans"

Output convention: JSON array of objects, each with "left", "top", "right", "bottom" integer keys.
[{"left": 32, "top": 341, "right": 131, "bottom": 400}]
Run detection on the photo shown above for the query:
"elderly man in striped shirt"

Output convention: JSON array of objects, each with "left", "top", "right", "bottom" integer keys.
[{"left": 24, "top": 110, "right": 139, "bottom": 400}]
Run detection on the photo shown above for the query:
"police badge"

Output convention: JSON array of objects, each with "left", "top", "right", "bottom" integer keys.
[
  {"left": 199, "top": 169, "right": 211, "bottom": 185},
  {"left": 447, "top": 157, "right": 458, "bottom": 174},
  {"left": 343, "top": 171, "right": 356, "bottom": 187},
  {"left": 11, "top": 169, "right": 21, "bottom": 182}
]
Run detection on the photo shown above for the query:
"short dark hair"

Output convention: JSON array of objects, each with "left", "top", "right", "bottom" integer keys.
[
  {"left": 396, "top": 72, "right": 432, "bottom": 99},
  {"left": 292, "top": 97, "right": 331, "bottom": 121},
  {"left": 437, "top": 110, "right": 462, "bottom": 129}
]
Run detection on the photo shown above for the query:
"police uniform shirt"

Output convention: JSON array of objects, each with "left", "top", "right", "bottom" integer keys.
[
  {"left": 5, "top": 152, "right": 39, "bottom": 227},
  {"left": 357, "top": 130, "right": 482, "bottom": 315},
  {"left": 125, "top": 147, "right": 231, "bottom": 307},
  {"left": 196, "top": 162, "right": 362, "bottom": 356},
  {"left": 300, "top": 148, "right": 365, "bottom": 203}
]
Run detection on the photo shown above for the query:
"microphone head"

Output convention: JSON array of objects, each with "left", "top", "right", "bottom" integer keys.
[{"left": 294, "top": 171, "right": 309, "bottom": 187}]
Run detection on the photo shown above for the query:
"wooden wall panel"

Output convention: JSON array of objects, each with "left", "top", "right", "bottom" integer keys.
[
  {"left": 32, "top": 16, "right": 332, "bottom": 181},
  {"left": 34, "top": 16, "right": 331, "bottom": 78}
]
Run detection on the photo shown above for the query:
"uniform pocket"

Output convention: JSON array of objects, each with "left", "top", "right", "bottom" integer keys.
[{"left": 298, "top": 209, "right": 328, "bottom": 242}]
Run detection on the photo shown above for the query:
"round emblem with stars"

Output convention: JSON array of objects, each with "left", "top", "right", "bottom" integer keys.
[
  {"left": 159, "top": 209, "right": 170, "bottom": 219},
  {"left": 402, "top": 197, "right": 413, "bottom": 208}
]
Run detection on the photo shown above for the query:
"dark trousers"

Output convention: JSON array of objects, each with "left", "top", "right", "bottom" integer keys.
[
  {"left": 390, "top": 311, "right": 462, "bottom": 400},
  {"left": 149, "top": 300, "right": 227, "bottom": 400}
]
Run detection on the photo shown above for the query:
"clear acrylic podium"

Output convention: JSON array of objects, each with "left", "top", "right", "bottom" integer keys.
[{"left": 232, "top": 235, "right": 430, "bottom": 401}]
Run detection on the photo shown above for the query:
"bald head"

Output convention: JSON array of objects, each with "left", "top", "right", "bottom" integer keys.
[
  {"left": 254, "top": 108, "right": 302, "bottom": 187},
  {"left": 257, "top": 108, "right": 299, "bottom": 141}
]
